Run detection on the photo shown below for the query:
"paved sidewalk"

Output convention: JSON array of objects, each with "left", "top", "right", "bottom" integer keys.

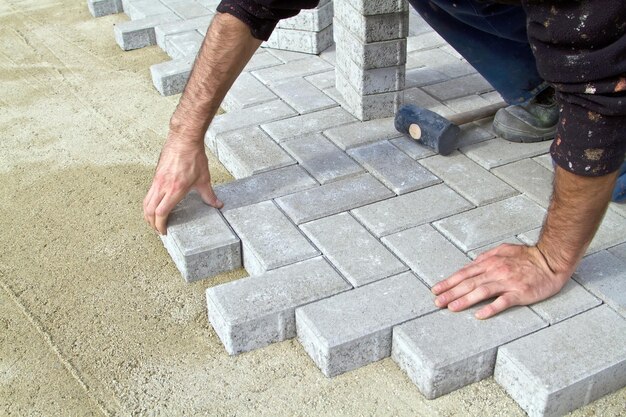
[{"left": 89, "top": 1, "right": 626, "bottom": 416}]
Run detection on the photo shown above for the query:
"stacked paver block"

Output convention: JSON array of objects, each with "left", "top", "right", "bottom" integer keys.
[
  {"left": 264, "top": 0, "right": 334, "bottom": 54},
  {"left": 333, "top": 0, "right": 409, "bottom": 120},
  {"left": 88, "top": 0, "right": 123, "bottom": 17}
]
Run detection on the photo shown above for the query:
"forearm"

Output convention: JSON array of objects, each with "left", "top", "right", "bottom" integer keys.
[
  {"left": 536, "top": 166, "right": 619, "bottom": 277},
  {"left": 169, "top": 12, "right": 262, "bottom": 144}
]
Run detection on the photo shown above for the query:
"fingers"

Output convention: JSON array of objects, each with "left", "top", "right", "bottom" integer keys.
[
  {"left": 144, "top": 186, "right": 166, "bottom": 232},
  {"left": 431, "top": 261, "right": 487, "bottom": 295},
  {"left": 445, "top": 281, "right": 507, "bottom": 312},
  {"left": 475, "top": 294, "right": 516, "bottom": 320},
  {"left": 154, "top": 188, "right": 188, "bottom": 235},
  {"left": 196, "top": 182, "right": 223, "bottom": 209}
]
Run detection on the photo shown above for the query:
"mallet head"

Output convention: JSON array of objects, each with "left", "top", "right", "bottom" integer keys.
[{"left": 395, "top": 104, "right": 460, "bottom": 156}]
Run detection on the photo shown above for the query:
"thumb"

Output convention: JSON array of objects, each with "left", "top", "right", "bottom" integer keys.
[{"left": 196, "top": 182, "right": 224, "bottom": 209}]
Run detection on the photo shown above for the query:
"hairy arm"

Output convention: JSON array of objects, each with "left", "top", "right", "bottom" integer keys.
[
  {"left": 144, "top": 12, "right": 262, "bottom": 234},
  {"left": 432, "top": 166, "right": 618, "bottom": 319}
]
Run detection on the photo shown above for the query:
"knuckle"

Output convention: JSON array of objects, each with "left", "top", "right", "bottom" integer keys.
[{"left": 476, "top": 286, "right": 491, "bottom": 299}]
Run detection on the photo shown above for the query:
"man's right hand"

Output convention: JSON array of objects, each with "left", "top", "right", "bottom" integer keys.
[{"left": 143, "top": 137, "right": 223, "bottom": 235}]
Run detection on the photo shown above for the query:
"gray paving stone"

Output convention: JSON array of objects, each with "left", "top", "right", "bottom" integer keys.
[
  {"left": 215, "top": 126, "right": 294, "bottom": 179},
  {"left": 335, "top": 69, "right": 403, "bottom": 121},
  {"left": 401, "top": 86, "right": 444, "bottom": 110},
  {"left": 335, "top": 47, "right": 405, "bottom": 95},
  {"left": 161, "top": 193, "right": 240, "bottom": 282},
  {"left": 206, "top": 257, "right": 351, "bottom": 355},
  {"left": 215, "top": 165, "right": 318, "bottom": 212},
  {"left": 205, "top": 100, "right": 296, "bottom": 151},
  {"left": 392, "top": 305, "right": 546, "bottom": 399},
  {"left": 389, "top": 137, "right": 435, "bottom": 160},
  {"left": 334, "top": 0, "right": 409, "bottom": 43},
  {"left": 494, "top": 305, "right": 626, "bottom": 417},
  {"left": 154, "top": 14, "right": 213, "bottom": 49},
  {"left": 444, "top": 94, "right": 494, "bottom": 113},
  {"left": 423, "top": 73, "right": 493, "bottom": 101},
  {"left": 166, "top": 0, "right": 211, "bottom": 19},
  {"left": 150, "top": 57, "right": 194, "bottom": 96},
  {"left": 265, "top": 48, "right": 311, "bottom": 63},
  {"left": 573, "top": 251, "right": 626, "bottom": 317},
  {"left": 261, "top": 107, "right": 356, "bottom": 142},
  {"left": 461, "top": 138, "right": 552, "bottom": 170},
  {"left": 275, "top": 174, "right": 394, "bottom": 224},
  {"left": 221, "top": 72, "right": 277, "bottom": 112},
  {"left": 242, "top": 51, "right": 283, "bottom": 72},
  {"left": 126, "top": 0, "right": 171, "bottom": 19},
  {"left": 324, "top": 117, "right": 401, "bottom": 150},
  {"left": 350, "top": 0, "right": 409, "bottom": 15},
  {"left": 322, "top": 86, "right": 350, "bottom": 109},
  {"left": 252, "top": 56, "right": 333, "bottom": 84},
  {"left": 529, "top": 279, "right": 601, "bottom": 325},
  {"left": 421, "top": 152, "right": 518, "bottom": 206},
  {"left": 114, "top": 13, "right": 179, "bottom": 51},
  {"left": 609, "top": 200, "right": 626, "bottom": 219},
  {"left": 267, "top": 77, "right": 336, "bottom": 114},
  {"left": 608, "top": 242, "right": 626, "bottom": 261},
  {"left": 223, "top": 201, "right": 319, "bottom": 275},
  {"left": 277, "top": 1, "right": 333, "bottom": 31},
  {"left": 352, "top": 184, "right": 473, "bottom": 237},
  {"left": 456, "top": 122, "right": 496, "bottom": 149},
  {"left": 264, "top": 25, "right": 334, "bottom": 55},
  {"left": 493, "top": 159, "right": 554, "bottom": 208},
  {"left": 406, "top": 31, "right": 446, "bottom": 53},
  {"left": 296, "top": 272, "right": 436, "bottom": 377},
  {"left": 282, "top": 133, "right": 364, "bottom": 184},
  {"left": 404, "top": 67, "right": 448, "bottom": 88},
  {"left": 382, "top": 224, "right": 471, "bottom": 287},
  {"left": 348, "top": 141, "right": 440, "bottom": 195},
  {"left": 164, "top": 30, "right": 202, "bottom": 59},
  {"left": 304, "top": 70, "right": 335, "bottom": 90},
  {"left": 433, "top": 196, "right": 546, "bottom": 251},
  {"left": 301, "top": 213, "right": 408, "bottom": 287},
  {"left": 407, "top": 48, "right": 475, "bottom": 79},
  {"left": 88, "top": 0, "right": 123, "bottom": 17},
  {"left": 333, "top": 19, "right": 407, "bottom": 70}
]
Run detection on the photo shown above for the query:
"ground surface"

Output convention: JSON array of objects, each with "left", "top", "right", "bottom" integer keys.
[{"left": 0, "top": 0, "right": 625, "bottom": 416}]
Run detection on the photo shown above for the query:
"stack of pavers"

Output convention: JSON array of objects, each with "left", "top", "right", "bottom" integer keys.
[
  {"left": 333, "top": 0, "right": 408, "bottom": 120},
  {"left": 86, "top": 1, "right": 626, "bottom": 416},
  {"left": 263, "top": 0, "right": 334, "bottom": 54}
]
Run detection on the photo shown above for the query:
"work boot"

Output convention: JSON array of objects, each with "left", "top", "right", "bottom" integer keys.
[{"left": 493, "top": 87, "right": 558, "bottom": 143}]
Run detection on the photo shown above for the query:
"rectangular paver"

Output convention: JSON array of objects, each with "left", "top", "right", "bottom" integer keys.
[
  {"left": 352, "top": 184, "right": 473, "bottom": 237},
  {"left": 221, "top": 72, "right": 277, "bottom": 111},
  {"left": 207, "top": 257, "right": 351, "bottom": 355},
  {"left": 348, "top": 141, "right": 440, "bottom": 195},
  {"left": 216, "top": 126, "right": 294, "bottom": 179},
  {"left": 261, "top": 107, "right": 356, "bottom": 142},
  {"left": 205, "top": 100, "right": 296, "bottom": 151},
  {"left": 461, "top": 138, "right": 551, "bottom": 170},
  {"left": 389, "top": 137, "right": 435, "bottom": 160},
  {"left": 529, "top": 279, "right": 601, "bottom": 325},
  {"left": 335, "top": 69, "right": 402, "bottom": 120},
  {"left": 324, "top": 117, "right": 401, "bottom": 150},
  {"left": 281, "top": 133, "right": 364, "bottom": 184},
  {"left": 573, "top": 250, "right": 626, "bottom": 317},
  {"left": 433, "top": 195, "right": 546, "bottom": 251},
  {"left": 161, "top": 193, "right": 240, "bottom": 282},
  {"left": 423, "top": 73, "right": 493, "bottom": 101},
  {"left": 114, "top": 13, "right": 180, "bottom": 51},
  {"left": 150, "top": 57, "right": 194, "bottom": 96},
  {"left": 382, "top": 224, "right": 471, "bottom": 287},
  {"left": 335, "top": 47, "right": 405, "bottom": 95},
  {"left": 608, "top": 242, "right": 626, "bottom": 261},
  {"left": 154, "top": 14, "right": 213, "bottom": 48},
  {"left": 88, "top": 0, "right": 123, "bottom": 17},
  {"left": 494, "top": 305, "right": 626, "bottom": 417},
  {"left": 334, "top": 0, "right": 409, "bottom": 43},
  {"left": 296, "top": 272, "right": 436, "bottom": 377},
  {"left": 275, "top": 174, "right": 394, "bottom": 224},
  {"left": 267, "top": 77, "right": 336, "bottom": 114},
  {"left": 223, "top": 201, "right": 319, "bottom": 275},
  {"left": 301, "top": 213, "right": 408, "bottom": 287},
  {"left": 164, "top": 30, "right": 203, "bottom": 59},
  {"left": 421, "top": 152, "right": 518, "bottom": 206},
  {"left": 215, "top": 165, "right": 318, "bottom": 212},
  {"left": 493, "top": 159, "right": 554, "bottom": 208},
  {"left": 252, "top": 56, "right": 333, "bottom": 84},
  {"left": 392, "top": 305, "right": 546, "bottom": 399}
]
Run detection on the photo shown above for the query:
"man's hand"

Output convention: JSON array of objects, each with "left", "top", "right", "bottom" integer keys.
[
  {"left": 142, "top": 13, "right": 262, "bottom": 234},
  {"left": 143, "top": 138, "right": 222, "bottom": 235},
  {"left": 431, "top": 165, "right": 619, "bottom": 319},
  {"left": 432, "top": 244, "right": 569, "bottom": 319}
]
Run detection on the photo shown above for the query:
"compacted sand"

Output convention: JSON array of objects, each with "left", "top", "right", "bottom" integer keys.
[{"left": 1, "top": 1, "right": 624, "bottom": 415}]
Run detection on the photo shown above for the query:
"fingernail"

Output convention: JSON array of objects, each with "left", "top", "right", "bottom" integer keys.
[
  {"left": 475, "top": 311, "right": 486, "bottom": 320},
  {"left": 431, "top": 284, "right": 440, "bottom": 293},
  {"left": 434, "top": 297, "right": 442, "bottom": 307}
]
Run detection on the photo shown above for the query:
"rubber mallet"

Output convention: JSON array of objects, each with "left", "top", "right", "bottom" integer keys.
[{"left": 394, "top": 102, "right": 508, "bottom": 156}]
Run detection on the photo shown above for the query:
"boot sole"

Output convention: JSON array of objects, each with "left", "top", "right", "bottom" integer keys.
[{"left": 492, "top": 119, "right": 556, "bottom": 143}]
